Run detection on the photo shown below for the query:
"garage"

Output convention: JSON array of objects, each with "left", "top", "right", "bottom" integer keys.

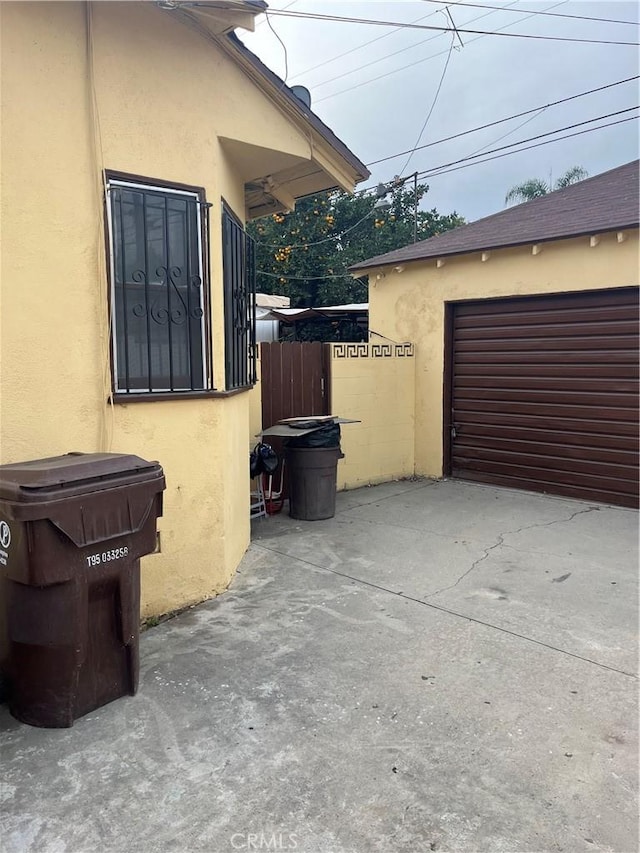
[
  {"left": 351, "top": 161, "right": 639, "bottom": 502},
  {"left": 447, "top": 287, "right": 639, "bottom": 508}
]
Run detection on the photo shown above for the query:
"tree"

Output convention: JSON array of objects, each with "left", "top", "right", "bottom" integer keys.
[
  {"left": 505, "top": 166, "right": 588, "bottom": 205},
  {"left": 554, "top": 165, "right": 589, "bottom": 189},
  {"left": 248, "top": 183, "right": 463, "bottom": 312}
]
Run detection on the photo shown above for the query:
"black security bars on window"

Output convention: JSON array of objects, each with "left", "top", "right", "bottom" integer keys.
[
  {"left": 222, "top": 205, "right": 257, "bottom": 390},
  {"left": 109, "top": 183, "right": 208, "bottom": 394}
]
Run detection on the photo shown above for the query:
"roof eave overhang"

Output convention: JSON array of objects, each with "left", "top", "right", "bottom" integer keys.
[
  {"left": 350, "top": 223, "right": 640, "bottom": 274},
  {"left": 163, "top": 0, "right": 266, "bottom": 34},
  {"left": 218, "top": 32, "right": 369, "bottom": 218},
  {"left": 157, "top": 5, "right": 369, "bottom": 218}
]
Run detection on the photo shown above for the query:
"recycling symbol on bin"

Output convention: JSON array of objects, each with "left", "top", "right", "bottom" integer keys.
[{"left": 0, "top": 521, "right": 11, "bottom": 550}]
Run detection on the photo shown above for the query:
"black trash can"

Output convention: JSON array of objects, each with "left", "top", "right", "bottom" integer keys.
[
  {"left": 0, "top": 452, "right": 165, "bottom": 728},
  {"left": 285, "top": 446, "right": 344, "bottom": 521}
]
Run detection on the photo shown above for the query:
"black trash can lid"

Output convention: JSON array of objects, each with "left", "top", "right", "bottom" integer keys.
[{"left": 0, "top": 452, "right": 163, "bottom": 503}]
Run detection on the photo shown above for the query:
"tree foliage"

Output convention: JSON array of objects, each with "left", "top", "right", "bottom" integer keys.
[
  {"left": 248, "top": 183, "right": 463, "bottom": 310},
  {"left": 554, "top": 165, "right": 589, "bottom": 189},
  {"left": 505, "top": 166, "right": 588, "bottom": 205}
]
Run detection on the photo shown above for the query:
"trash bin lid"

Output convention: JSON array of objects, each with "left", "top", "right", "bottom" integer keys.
[{"left": 0, "top": 452, "right": 163, "bottom": 503}]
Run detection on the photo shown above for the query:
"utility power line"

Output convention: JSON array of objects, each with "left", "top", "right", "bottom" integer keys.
[
  {"left": 296, "top": 0, "right": 521, "bottom": 89},
  {"left": 422, "top": 0, "right": 639, "bottom": 27},
  {"left": 256, "top": 268, "right": 365, "bottom": 281},
  {"left": 312, "top": 0, "right": 571, "bottom": 104},
  {"left": 254, "top": 0, "right": 297, "bottom": 28},
  {"left": 264, "top": 11, "right": 289, "bottom": 84},
  {"left": 463, "top": 107, "right": 547, "bottom": 158},
  {"left": 256, "top": 114, "right": 637, "bottom": 281},
  {"left": 290, "top": 5, "right": 447, "bottom": 80},
  {"left": 365, "top": 75, "right": 640, "bottom": 167},
  {"left": 416, "top": 116, "right": 638, "bottom": 181},
  {"left": 256, "top": 108, "right": 637, "bottom": 257},
  {"left": 399, "top": 32, "right": 456, "bottom": 174},
  {"left": 415, "top": 115, "right": 638, "bottom": 180},
  {"left": 264, "top": 8, "right": 639, "bottom": 46},
  {"left": 257, "top": 208, "right": 377, "bottom": 250},
  {"left": 348, "top": 105, "right": 639, "bottom": 195}
]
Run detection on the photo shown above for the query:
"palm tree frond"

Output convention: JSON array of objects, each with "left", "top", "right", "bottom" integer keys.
[
  {"left": 504, "top": 178, "right": 550, "bottom": 205},
  {"left": 554, "top": 166, "right": 589, "bottom": 190}
]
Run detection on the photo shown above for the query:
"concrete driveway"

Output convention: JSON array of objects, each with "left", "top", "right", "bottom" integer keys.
[{"left": 1, "top": 479, "right": 638, "bottom": 853}]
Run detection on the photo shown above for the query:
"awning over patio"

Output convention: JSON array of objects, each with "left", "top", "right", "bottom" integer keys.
[{"left": 258, "top": 303, "right": 368, "bottom": 323}]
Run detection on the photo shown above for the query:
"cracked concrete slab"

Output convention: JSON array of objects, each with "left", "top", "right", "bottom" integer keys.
[
  {"left": 255, "top": 513, "right": 483, "bottom": 597},
  {"left": 254, "top": 481, "right": 638, "bottom": 673},
  {"left": 1, "top": 479, "right": 637, "bottom": 853},
  {"left": 336, "top": 480, "right": 593, "bottom": 545}
]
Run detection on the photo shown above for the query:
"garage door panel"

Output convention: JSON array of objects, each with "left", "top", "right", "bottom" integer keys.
[
  {"left": 454, "top": 387, "right": 637, "bottom": 409},
  {"left": 457, "top": 423, "right": 638, "bottom": 453},
  {"left": 455, "top": 435, "right": 636, "bottom": 467},
  {"left": 455, "top": 363, "right": 639, "bottom": 379},
  {"left": 454, "top": 399, "right": 637, "bottom": 421},
  {"left": 454, "top": 334, "right": 637, "bottom": 352},
  {"left": 454, "top": 443, "right": 637, "bottom": 480},
  {"left": 454, "top": 455, "right": 635, "bottom": 494},
  {"left": 454, "top": 289, "right": 635, "bottom": 316},
  {"left": 455, "top": 348, "right": 634, "bottom": 365},
  {"left": 454, "top": 410, "right": 638, "bottom": 436},
  {"left": 449, "top": 288, "right": 639, "bottom": 507},
  {"left": 454, "top": 376, "right": 638, "bottom": 394},
  {"left": 454, "top": 315, "right": 637, "bottom": 336},
  {"left": 453, "top": 470, "right": 638, "bottom": 509}
]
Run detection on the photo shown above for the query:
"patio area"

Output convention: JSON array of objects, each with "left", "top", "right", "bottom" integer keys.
[{"left": 1, "top": 479, "right": 638, "bottom": 853}]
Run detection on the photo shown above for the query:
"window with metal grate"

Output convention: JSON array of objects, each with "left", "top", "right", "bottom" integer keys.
[
  {"left": 106, "top": 176, "right": 212, "bottom": 394},
  {"left": 222, "top": 203, "right": 257, "bottom": 390}
]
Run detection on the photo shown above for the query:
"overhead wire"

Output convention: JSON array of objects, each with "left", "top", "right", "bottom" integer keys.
[
  {"left": 313, "top": 0, "right": 570, "bottom": 104},
  {"left": 290, "top": 5, "right": 447, "bottom": 80},
  {"left": 399, "top": 29, "right": 456, "bottom": 174},
  {"left": 364, "top": 74, "right": 639, "bottom": 169},
  {"left": 415, "top": 114, "right": 639, "bottom": 180},
  {"left": 263, "top": 10, "right": 289, "bottom": 85},
  {"left": 444, "top": 4, "right": 465, "bottom": 48},
  {"left": 240, "top": 11, "right": 637, "bottom": 262},
  {"left": 256, "top": 112, "right": 637, "bottom": 279},
  {"left": 256, "top": 268, "right": 366, "bottom": 281},
  {"left": 251, "top": 81, "right": 639, "bottom": 208},
  {"left": 257, "top": 108, "right": 637, "bottom": 260},
  {"left": 295, "top": 0, "right": 519, "bottom": 89},
  {"left": 256, "top": 114, "right": 638, "bottom": 281},
  {"left": 254, "top": 0, "right": 297, "bottom": 28},
  {"left": 264, "top": 8, "right": 639, "bottom": 46},
  {"left": 422, "top": 0, "right": 639, "bottom": 27},
  {"left": 262, "top": 105, "right": 639, "bottom": 235},
  {"left": 257, "top": 207, "right": 378, "bottom": 250},
  {"left": 463, "top": 107, "right": 548, "bottom": 157}
]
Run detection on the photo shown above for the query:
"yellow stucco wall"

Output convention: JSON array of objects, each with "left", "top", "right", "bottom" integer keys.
[
  {"left": 330, "top": 344, "right": 416, "bottom": 489},
  {"left": 367, "top": 231, "right": 639, "bottom": 478},
  {"left": 0, "top": 2, "right": 338, "bottom": 617}
]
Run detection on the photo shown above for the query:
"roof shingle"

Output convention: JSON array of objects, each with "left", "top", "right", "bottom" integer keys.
[{"left": 351, "top": 160, "right": 639, "bottom": 271}]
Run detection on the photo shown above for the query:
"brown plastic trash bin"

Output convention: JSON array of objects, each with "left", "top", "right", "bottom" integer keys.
[{"left": 0, "top": 452, "right": 165, "bottom": 728}]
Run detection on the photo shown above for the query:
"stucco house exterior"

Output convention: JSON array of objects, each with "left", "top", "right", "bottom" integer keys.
[
  {"left": 0, "top": 0, "right": 368, "bottom": 618},
  {"left": 352, "top": 162, "right": 639, "bottom": 508}
]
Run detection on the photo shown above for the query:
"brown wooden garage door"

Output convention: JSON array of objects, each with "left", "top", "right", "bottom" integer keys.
[{"left": 448, "top": 288, "right": 639, "bottom": 508}]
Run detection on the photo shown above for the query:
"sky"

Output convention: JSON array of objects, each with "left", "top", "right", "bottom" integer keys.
[{"left": 241, "top": 0, "right": 639, "bottom": 222}]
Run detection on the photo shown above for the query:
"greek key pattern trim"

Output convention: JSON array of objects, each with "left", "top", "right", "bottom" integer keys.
[{"left": 331, "top": 342, "right": 414, "bottom": 359}]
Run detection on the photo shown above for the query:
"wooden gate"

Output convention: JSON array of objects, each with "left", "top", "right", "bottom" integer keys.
[{"left": 260, "top": 341, "right": 330, "bottom": 428}]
